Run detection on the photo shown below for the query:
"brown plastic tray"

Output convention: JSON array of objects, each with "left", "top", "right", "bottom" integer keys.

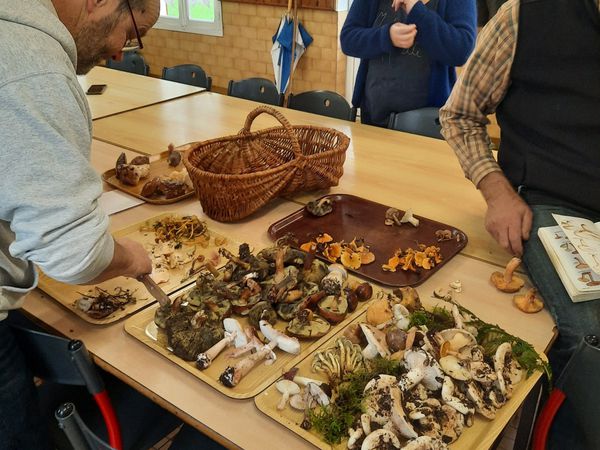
[
  {"left": 101, "top": 144, "right": 196, "bottom": 205},
  {"left": 268, "top": 194, "right": 467, "bottom": 287}
]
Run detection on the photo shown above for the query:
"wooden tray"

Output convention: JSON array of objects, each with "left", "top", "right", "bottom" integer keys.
[
  {"left": 255, "top": 299, "right": 546, "bottom": 450},
  {"left": 101, "top": 144, "right": 196, "bottom": 204},
  {"left": 269, "top": 194, "right": 468, "bottom": 287},
  {"left": 124, "top": 278, "right": 385, "bottom": 399},
  {"left": 38, "top": 212, "right": 235, "bottom": 324}
]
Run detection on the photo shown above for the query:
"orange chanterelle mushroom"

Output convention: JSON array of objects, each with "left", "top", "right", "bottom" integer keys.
[{"left": 490, "top": 257, "right": 525, "bottom": 293}]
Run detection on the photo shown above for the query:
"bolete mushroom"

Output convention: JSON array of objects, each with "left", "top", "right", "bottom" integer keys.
[
  {"left": 276, "top": 379, "right": 300, "bottom": 410},
  {"left": 306, "top": 197, "right": 334, "bottom": 217},
  {"left": 286, "top": 310, "right": 331, "bottom": 339},
  {"left": 513, "top": 288, "right": 544, "bottom": 313},
  {"left": 317, "top": 294, "right": 349, "bottom": 323},
  {"left": 490, "top": 257, "right": 525, "bottom": 293},
  {"left": 366, "top": 297, "right": 393, "bottom": 327}
]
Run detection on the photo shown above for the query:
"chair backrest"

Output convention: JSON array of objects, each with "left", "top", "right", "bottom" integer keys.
[
  {"left": 10, "top": 324, "right": 122, "bottom": 450},
  {"left": 387, "top": 107, "right": 443, "bottom": 139},
  {"left": 287, "top": 90, "right": 357, "bottom": 122},
  {"left": 162, "top": 64, "right": 212, "bottom": 90},
  {"left": 227, "top": 77, "right": 284, "bottom": 106},
  {"left": 56, "top": 403, "right": 115, "bottom": 450},
  {"left": 106, "top": 52, "right": 149, "bottom": 76},
  {"left": 533, "top": 334, "right": 600, "bottom": 450}
]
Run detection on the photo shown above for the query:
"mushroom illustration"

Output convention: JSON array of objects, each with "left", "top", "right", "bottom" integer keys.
[
  {"left": 513, "top": 288, "right": 544, "bottom": 313},
  {"left": 360, "top": 323, "right": 390, "bottom": 359},
  {"left": 400, "top": 209, "right": 420, "bottom": 227},
  {"left": 574, "top": 256, "right": 589, "bottom": 270},
  {"left": 490, "top": 257, "right": 525, "bottom": 293},
  {"left": 275, "top": 379, "right": 300, "bottom": 410}
]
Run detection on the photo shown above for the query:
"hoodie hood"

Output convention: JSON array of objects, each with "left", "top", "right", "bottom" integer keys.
[{"left": 0, "top": 0, "right": 77, "bottom": 75}]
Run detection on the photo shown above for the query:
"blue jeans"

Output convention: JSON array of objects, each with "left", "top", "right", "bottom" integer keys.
[
  {"left": 0, "top": 321, "right": 51, "bottom": 450},
  {"left": 521, "top": 198, "right": 600, "bottom": 450}
]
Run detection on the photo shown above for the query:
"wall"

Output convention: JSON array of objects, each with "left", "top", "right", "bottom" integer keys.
[{"left": 141, "top": 3, "right": 348, "bottom": 96}]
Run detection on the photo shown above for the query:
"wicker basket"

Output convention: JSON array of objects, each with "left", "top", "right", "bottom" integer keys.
[{"left": 183, "top": 106, "right": 350, "bottom": 222}]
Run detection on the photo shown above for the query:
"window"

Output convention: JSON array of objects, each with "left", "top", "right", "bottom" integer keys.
[{"left": 156, "top": 0, "right": 223, "bottom": 37}]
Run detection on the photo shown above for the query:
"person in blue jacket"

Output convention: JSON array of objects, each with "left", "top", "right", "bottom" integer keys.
[{"left": 341, "top": 0, "right": 477, "bottom": 127}]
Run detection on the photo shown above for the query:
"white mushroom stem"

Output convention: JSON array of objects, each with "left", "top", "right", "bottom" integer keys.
[
  {"left": 441, "top": 376, "right": 474, "bottom": 415},
  {"left": 196, "top": 332, "right": 236, "bottom": 370},
  {"left": 219, "top": 340, "right": 278, "bottom": 387},
  {"left": 398, "top": 350, "right": 426, "bottom": 391},
  {"left": 360, "top": 413, "right": 372, "bottom": 435},
  {"left": 494, "top": 342, "right": 511, "bottom": 396},
  {"left": 291, "top": 375, "right": 323, "bottom": 386},
  {"left": 259, "top": 320, "right": 301, "bottom": 354},
  {"left": 361, "top": 429, "right": 401, "bottom": 450},
  {"left": 401, "top": 209, "right": 420, "bottom": 227},
  {"left": 307, "top": 382, "right": 330, "bottom": 406},
  {"left": 276, "top": 380, "right": 300, "bottom": 410},
  {"left": 228, "top": 328, "right": 263, "bottom": 358},
  {"left": 360, "top": 323, "right": 390, "bottom": 359},
  {"left": 347, "top": 427, "right": 364, "bottom": 449},
  {"left": 393, "top": 303, "right": 411, "bottom": 330}
]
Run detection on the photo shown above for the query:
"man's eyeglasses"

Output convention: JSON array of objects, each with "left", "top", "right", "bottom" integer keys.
[{"left": 122, "top": 0, "right": 143, "bottom": 52}]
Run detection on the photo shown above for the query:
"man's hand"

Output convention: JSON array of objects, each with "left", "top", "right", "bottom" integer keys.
[
  {"left": 479, "top": 172, "right": 533, "bottom": 256},
  {"left": 87, "top": 237, "right": 152, "bottom": 284},
  {"left": 389, "top": 23, "right": 417, "bottom": 48},
  {"left": 392, "top": 0, "right": 420, "bottom": 13}
]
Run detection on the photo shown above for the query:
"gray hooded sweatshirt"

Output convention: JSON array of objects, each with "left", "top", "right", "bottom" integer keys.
[{"left": 0, "top": 0, "right": 114, "bottom": 319}]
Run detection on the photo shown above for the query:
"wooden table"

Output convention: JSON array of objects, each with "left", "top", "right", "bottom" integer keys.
[
  {"left": 78, "top": 66, "right": 204, "bottom": 120},
  {"left": 92, "top": 93, "right": 507, "bottom": 268},
  {"left": 15, "top": 139, "right": 555, "bottom": 449}
]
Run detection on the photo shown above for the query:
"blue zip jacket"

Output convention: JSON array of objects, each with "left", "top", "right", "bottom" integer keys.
[{"left": 341, "top": 0, "right": 476, "bottom": 111}]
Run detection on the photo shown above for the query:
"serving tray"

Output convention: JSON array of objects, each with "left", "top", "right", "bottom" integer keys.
[
  {"left": 38, "top": 213, "right": 234, "bottom": 324},
  {"left": 269, "top": 194, "right": 468, "bottom": 287},
  {"left": 124, "top": 276, "right": 384, "bottom": 399},
  {"left": 101, "top": 144, "right": 196, "bottom": 205},
  {"left": 255, "top": 297, "right": 546, "bottom": 450}
]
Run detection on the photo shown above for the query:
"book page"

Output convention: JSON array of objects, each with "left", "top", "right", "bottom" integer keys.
[
  {"left": 540, "top": 226, "right": 600, "bottom": 291},
  {"left": 553, "top": 214, "right": 600, "bottom": 275}
]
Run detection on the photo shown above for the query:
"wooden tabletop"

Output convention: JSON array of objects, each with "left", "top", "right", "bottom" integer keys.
[
  {"left": 92, "top": 93, "right": 508, "bottom": 268},
  {"left": 78, "top": 66, "right": 204, "bottom": 120},
  {"left": 16, "top": 139, "right": 555, "bottom": 449}
]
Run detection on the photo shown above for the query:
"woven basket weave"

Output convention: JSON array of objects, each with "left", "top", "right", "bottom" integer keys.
[{"left": 183, "top": 106, "right": 350, "bottom": 222}]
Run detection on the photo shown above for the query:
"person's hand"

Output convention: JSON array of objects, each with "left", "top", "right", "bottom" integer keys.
[
  {"left": 392, "top": 0, "right": 420, "bottom": 13},
  {"left": 389, "top": 23, "right": 417, "bottom": 49},
  {"left": 115, "top": 237, "right": 153, "bottom": 278},
  {"left": 479, "top": 172, "right": 533, "bottom": 256}
]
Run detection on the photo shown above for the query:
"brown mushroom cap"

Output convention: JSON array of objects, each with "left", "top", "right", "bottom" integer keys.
[
  {"left": 513, "top": 288, "right": 544, "bottom": 313},
  {"left": 491, "top": 257, "right": 525, "bottom": 293},
  {"left": 366, "top": 298, "right": 393, "bottom": 327}
]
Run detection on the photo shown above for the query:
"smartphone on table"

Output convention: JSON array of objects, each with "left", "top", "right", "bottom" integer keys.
[{"left": 86, "top": 84, "right": 107, "bottom": 95}]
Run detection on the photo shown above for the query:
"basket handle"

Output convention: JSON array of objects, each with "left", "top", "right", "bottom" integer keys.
[{"left": 241, "top": 106, "right": 303, "bottom": 161}]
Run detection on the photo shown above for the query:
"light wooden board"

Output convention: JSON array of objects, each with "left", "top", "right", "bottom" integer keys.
[
  {"left": 101, "top": 144, "right": 197, "bottom": 204},
  {"left": 38, "top": 212, "right": 236, "bottom": 324},
  {"left": 124, "top": 277, "right": 385, "bottom": 399},
  {"left": 255, "top": 301, "right": 546, "bottom": 450}
]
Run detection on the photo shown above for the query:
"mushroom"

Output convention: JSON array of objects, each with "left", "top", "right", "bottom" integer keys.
[
  {"left": 354, "top": 282, "right": 373, "bottom": 301},
  {"left": 317, "top": 294, "right": 349, "bottom": 323},
  {"left": 513, "top": 288, "right": 544, "bottom": 313},
  {"left": 360, "top": 429, "right": 400, "bottom": 450},
  {"left": 493, "top": 342, "right": 522, "bottom": 399},
  {"left": 433, "top": 287, "right": 453, "bottom": 301},
  {"left": 195, "top": 332, "right": 236, "bottom": 370},
  {"left": 464, "top": 381, "right": 497, "bottom": 420},
  {"left": 286, "top": 310, "right": 331, "bottom": 339},
  {"left": 439, "top": 404, "right": 465, "bottom": 444},
  {"left": 386, "top": 327, "right": 407, "bottom": 353},
  {"left": 393, "top": 303, "right": 411, "bottom": 330},
  {"left": 306, "top": 381, "right": 330, "bottom": 406},
  {"left": 259, "top": 320, "right": 300, "bottom": 354},
  {"left": 276, "top": 379, "right": 300, "bottom": 410},
  {"left": 281, "top": 368, "right": 324, "bottom": 388},
  {"left": 384, "top": 208, "right": 403, "bottom": 226},
  {"left": 490, "top": 257, "right": 525, "bottom": 293},
  {"left": 441, "top": 376, "right": 474, "bottom": 415},
  {"left": 167, "top": 143, "right": 182, "bottom": 166},
  {"left": 392, "top": 287, "right": 422, "bottom": 312},
  {"left": 347, "top": 427, "right": 364, "bottom": 449},
  {"left": 223, "top": 318, "right": 248, "bottom": 348},
  {"left": 360, "top": 323, "right": 390, "bottom": 359},
  {"left": 439, "top": 355, "right": 472, "bottom": 381},
  {"left": 288, "top": 393, "right": 307, "bottom": 411},
  {"left": 320, "top": 264, "right": 347, "bottom": 295},
  {"left": 449, "top": 280, "right": 462, "bottom": 293},
  {"left": 401, "top": 436, "right": 448, "bottom": 450},
  {"left": 306, "top": 197, "right": 333, "bottom": 217},
  {"left": 366, "top": 298, "right": 393, "bottom": 327},
  {"left": 219, "top": 340, "right": 278, "bottom": 387},
  {"left": 401, "top": 209, "right": 420, "bottom": 227}
]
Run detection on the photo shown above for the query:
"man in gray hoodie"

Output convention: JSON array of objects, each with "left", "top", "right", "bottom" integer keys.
[{"left": 0, "top": 0, "right": 160, "bottom": 447}]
